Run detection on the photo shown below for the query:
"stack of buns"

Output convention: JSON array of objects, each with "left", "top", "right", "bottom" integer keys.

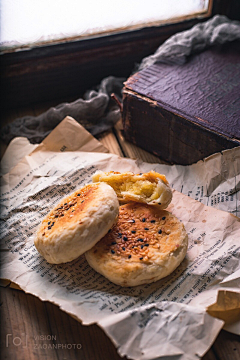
[{"left": 34, "top": 171, "right": 188, "bottom": 286}]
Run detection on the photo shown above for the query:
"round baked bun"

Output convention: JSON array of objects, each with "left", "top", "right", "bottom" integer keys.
[
  {"left": 85, "top": 202, "right": 188, "bottom": 287},
  {"left": 92, "top": 170, "right": 172, "bottom": 209},
  {"left": 34, "top": 183, "right": 119, "bottom": 264}
]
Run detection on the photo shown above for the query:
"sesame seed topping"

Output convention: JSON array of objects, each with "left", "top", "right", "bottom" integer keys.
[
  {"left": 162, "top": 216, "right": 166, "bottom": 220},
  {"left": 118, "top": 233, "right": 122, "bottom": 237},
  {"left": 64, "top": 203, "right": 67, "bottom": 205},
  {"left": 139, "top": 257, "right": 143, "bottom": 260},
  {"left": 145, "top": 244, "right": 149, "bottom": 247},
  {"left": 111, "top": 241, "right": 117, "bottom": 245},
  {"left": 141, "top": 245, "right": 144, "bottom": 249},
  {"left": 111, "top": 250, "right": 115, "bottom": 254},
  {"left": 158, "top": 229, "right": 162, "bottom": 234},
  {"left": 137, "top": 238, "right": 144, "bottom": 242},
  {"left": 131, "top": 219, "right": 135, "bottom": 223},
  {"left": 151, "top": 220, "right": 156, "bottom": 223},
  {"left": 144, "top": 227, "right": 149, "bottom": 230},
  {"left": 48, "top": 226, "right": 51, "bottom": 230},
  {"left": 123, "top": 236, "right": 128, "bottom": 241},
  {"left": 142, "top": 218, "right": 146, "bottom": 222},
  {"left": 131, "top": 230, "right": 136, "bottom": 233},
  {"left": 128, "top": 255, "right": 131, "bottom": 259},
  {"left": 48, "top": 221, "right": 51, "bottom": 225},
  {"left": 81, "top": 200, "right": 84, "bottom": 203},
  {"left": 158, "top": 203, "right": 161, "bottom": 205},
  {"left": 122, "top": 247, "right": 125, "bottom": 251},
  {"left": 77, "top": 194, "right": 81, "bottom": 196}
]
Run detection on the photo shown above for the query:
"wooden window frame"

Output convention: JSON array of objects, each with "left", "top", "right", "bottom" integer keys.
[{"left": 0, "top": 0, "right": 239, "bottom": 109}]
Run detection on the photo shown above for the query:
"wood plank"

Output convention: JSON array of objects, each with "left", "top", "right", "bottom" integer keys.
[
  {"left": 45, "top": 300, "right": 127, "bottom": 360},
  {"left": 97, "top": 130, "right": 124, "bottom": 157},
  {"left": 1, "top": 287, "right": 126, "bottom": 360},
  {"left": 1, "top": 287, "right": 58, "bottom": 360},
  {"left": 213, "top": 330, "right": 240, "bottom": 360}
]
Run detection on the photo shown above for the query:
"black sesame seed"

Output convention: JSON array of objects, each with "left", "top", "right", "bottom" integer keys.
[
  {"left": 131, "top": 230, "right": 136, "bottom": 234},
  {"left": 51, "top": 222, "right": 55, "bottom": 226},
  {"left": 144, "top": 227, "right": 149, "bottom": 230},
  {"left": 145, "top": 244, "right": 149, "bottom": 247},
  {"left": 139, "top": 257, "right": 143, "bottom": 260},
  {"left": 77, "top": 194, "right": 81, "bottom": 196},
  {"left": 122, "top": 247, "right": 125, "bottom": 251},
  {"left": 158, "top": 229, "right": 162, "bottom": 234},
  {"left": 118, "top": 233, "right": 122, "bottom": 237},
  {"left": 158, "top": 203, "right": 161, "bottom": 205},
  {"left": 111, "top": 250, "right": 115, "bottom": 254},
  {"left": 128, "top": 255, "right": 132, "bottom": 259},
  {"left": 142, "top": 218, "right": 146, "bottom": 222},
  {"left": 64, "top": 203, "right": 67, "bottom": 205},
  {"left": 48, "top": 221, "right": 51, "bottom": 225},
  {"left": 48, "top": 226, "right": 51, "bottom": 230},
  {"left": 111, "top": 241, "right": 117, "bottom": 245},
  {"left": 150, "top": 220, "right": 156, "bottom": 223},
  {"left": 123, "top": 236, "right": 128, "bottom": 241},
  {"left": 81, "top": 200, "right": 84, "bottom": 203},
  {"left": 141, "top": 245, "right": 144, "bottom": 249},
  {"left": 162, "top": 216, "right": 166, "bottom": 220},
  {"left": 137, "top": 238, "right": 144, "bottom": 242},
  {"left": 131, "top": 219, "right": 135, "bottom": 223},
  {"left": 108, "top": 229, "right": 111, "bottom": 233}
]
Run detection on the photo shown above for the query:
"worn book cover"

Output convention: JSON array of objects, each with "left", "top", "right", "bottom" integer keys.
[{"left": 122, "top": 41, "right": 240, "bottom": 164}]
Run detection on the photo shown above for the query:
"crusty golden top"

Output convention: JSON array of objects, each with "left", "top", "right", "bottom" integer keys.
[
  {"left": 88, "top": 202, "right": 186, "bottom": 264},
  {"left": 38, "top": 183, "right": 100, "bottom": 238},
  {"left": 35, "top": 182, "right": 119, "bottom": 264}
]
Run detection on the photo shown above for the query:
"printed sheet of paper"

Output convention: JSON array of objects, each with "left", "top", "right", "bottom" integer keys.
[{"left": 1, "top": 117, "right": 240, "bottom": 360}]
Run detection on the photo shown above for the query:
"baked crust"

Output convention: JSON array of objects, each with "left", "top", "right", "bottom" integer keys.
[
  {"left": 34, "top": 183, "right": 119, "bottom": 264},
  {"left": 85, "top": 202, "right": 188, "bottom": 287},
  {"left": 92, "top": 170, "right": 172, "bottom": 209}
]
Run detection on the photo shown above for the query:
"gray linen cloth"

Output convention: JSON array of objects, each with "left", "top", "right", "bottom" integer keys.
[{"left": 1, "top": 15, "right": 240, "bottom": 144}]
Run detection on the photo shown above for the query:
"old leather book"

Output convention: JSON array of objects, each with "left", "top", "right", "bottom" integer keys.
[{"left": 122, "top": 41, "right": 240, "bottom": 164}]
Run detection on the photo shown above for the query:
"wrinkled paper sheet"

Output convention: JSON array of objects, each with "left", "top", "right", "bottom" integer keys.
[{"left": 1, "top": 117, "right": 240, "bottom": 360}]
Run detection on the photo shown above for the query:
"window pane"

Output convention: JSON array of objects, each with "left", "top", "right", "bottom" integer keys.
[{"left": 1, "top": 0, "right": 210, "bottom": 47}]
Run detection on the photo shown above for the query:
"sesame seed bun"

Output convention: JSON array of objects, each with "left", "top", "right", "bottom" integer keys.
[
  {"left": 85, "top": 202, "right": 188, "bottom": 287},
  {"left": 92, "top": 170, "right": 172, "bottom": 209},
  {"left": 34, "top": 183, "right": 119, "bottom": 264}
]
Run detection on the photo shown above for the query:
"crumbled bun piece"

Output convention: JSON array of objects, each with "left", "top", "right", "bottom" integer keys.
[
  {"left": 85, "top": 202, "right": 188, "bottom": 287},
  {"left": 92, "top": 170, "right": 172, "bottom": 209},
  {"left": 34, "top": 183, "right": 119, "bottom": 264}
]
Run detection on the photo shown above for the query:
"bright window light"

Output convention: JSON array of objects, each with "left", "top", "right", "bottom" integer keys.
[{"left": 1, "top": 0, "right": 210, "bottom": 47}]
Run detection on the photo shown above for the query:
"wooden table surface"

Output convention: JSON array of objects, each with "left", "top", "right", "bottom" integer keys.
[{"left": 1, "top": 102, "right": 240, "bottom": 360}]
